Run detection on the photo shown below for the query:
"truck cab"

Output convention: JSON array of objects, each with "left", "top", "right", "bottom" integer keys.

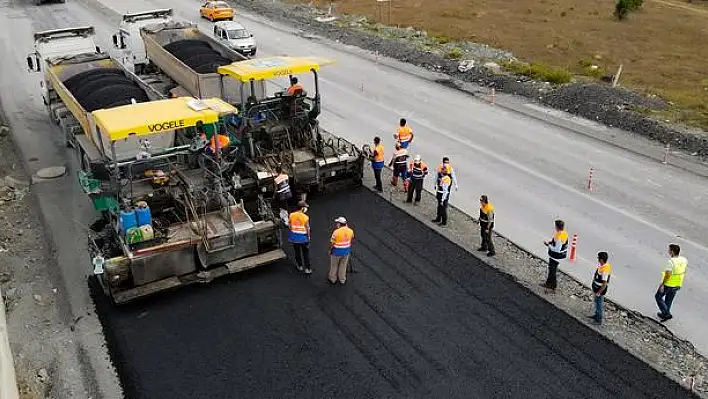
[
  {"left": 26, "top": 26, "right": 101, "bottom": 106},
  {"left": 112, "top": 9, "right": 174, "bottom": 74},
  {"left": 213, "top": 21, "right": 256, "bottom": 57}
]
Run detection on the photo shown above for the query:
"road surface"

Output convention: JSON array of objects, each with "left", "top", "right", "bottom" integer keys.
[
  {"left": 91, "top": 0, "right": 708, "bottom": 353},
  {"left": 94, "top": 188, "right": 695, "bottom": 399}
]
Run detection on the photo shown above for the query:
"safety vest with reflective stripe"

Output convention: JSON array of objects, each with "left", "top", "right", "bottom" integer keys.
[
  {"left": 288, "top": 211, "right": 309, "bottom": 243},
  {"left": 548, "top": 230, "right": 569, "bottom": 260},
  {"left": 592, "top": 262, "right": 611, "bottom": 294},
  {"left": 331, "top": 226, "right": 354, "bottom": 256},
  {"left": 480, "top": 202, "right": 494, "bottom": 223},
  {"left": 274, "top": 173, "right": 292, "bottom": 198},
  {"left": 397, "top": 126, "right": 413, "bottom": 146},
  {"left": 665, "top": 256, "right": 688, "bottom": 288},
  {"left": 437, "top": 175, "right": 452, "bottom": 201},
  {"left": 201, "top": 133, "right": 230, "bottom": 152},
  {"left": 373, "top": 144, "right": 385, "bottom": 169},
  {"left": 408, "top": 161, "right": 428, "bottom": 179},
  {"left": 393, "top": 148, "right": 408, "bottom": 166}
]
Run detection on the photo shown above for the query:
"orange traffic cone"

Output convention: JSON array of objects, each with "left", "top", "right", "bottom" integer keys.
[{"left": 569, "top": 234, "right": 578, "bottom": 262}]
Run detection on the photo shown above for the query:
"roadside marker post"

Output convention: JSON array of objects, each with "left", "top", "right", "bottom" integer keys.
[
  {"left": 662, "top": 143, "right": 670, "bottom": 164},
  {"left": 569, "top": 234, "right": 578, "bottom": 262},
  {"left": 488, "top": 88, "right": 496, "bottom": 105},
  {"left": 587, "top": 167, "right": 594, "bottom": 192}
]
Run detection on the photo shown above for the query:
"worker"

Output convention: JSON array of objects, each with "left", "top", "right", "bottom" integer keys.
[
  {"left": 394, "top": 118, "right": 414, "bottom": 149},
  {"left": 288, "top": 201, "right": 312, "bottom": 274},
  {"left": 542, "top": 219, "right": 568, "bottom": 291},
  {"left": 199, "top": 126, "right": 231, "bottom": 155},
  {"left": 432, "top": 168, "right": 452, "bottom": 226},
  {"left": 478, "top": 195, "right": 495, "bottom": 257},
  {"left": 273, "top": 165, "right": 293, "bottom": 222},
  {"left": 286, "top": 76, "right": 304, "bottom": 96},
  {"left": 591, "top": 251, "right": 611, "bottom": 325},
  {"left": 406, "top": 155, "right": 427, "bottom": 204},
  {"left": 388, "top": 142, "right": 408, "bottom": 188},
  {"left": 655, "top": 243, "right": 688, "bottom": 322},
  {"left": 370, "top": 136, "right": 385, "bottom": 192},
  {"left": 436, "top": 157, "right": 459, "bottom": 191},
  {"left": 329, "top": 216, "right": 354, "bottom": 285}
]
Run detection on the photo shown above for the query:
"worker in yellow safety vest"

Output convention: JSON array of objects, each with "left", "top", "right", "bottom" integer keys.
[
  {"left": 542, "top": 219, "right": 568, "bottom": 291},
  {"left": 370, "top": 136, "right": 385, "bottom": 192},
  {"left": 388, "top": 143, "right": 408, "bottom": 188},
  {"left": 288, "top": 201, "right": 312, "bottom": 274},
  {"left": 478, "top": 195, "right": 495, "bottom": 257},
  {"left": 329, "top": 216, "right": 354, "bottom": 285},
  {"left": 394, "top": 118, "right": 414, "bottom": 149},
  {"left": 432, "top": 169, "right": 452, "bottom": 226},
  {"left": 436, "top": 157, "right": 459, "bottom": 191},
  {"left": 591, "top": 251, "right": 611, "bottom": 325},
  {"left": 655, "top": 243, "right": 688, "bottom": 322}
]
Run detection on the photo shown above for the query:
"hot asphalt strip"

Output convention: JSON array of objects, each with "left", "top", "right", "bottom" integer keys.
[{"left": 92, "top": 183, "right": 696, "bottom": 399}]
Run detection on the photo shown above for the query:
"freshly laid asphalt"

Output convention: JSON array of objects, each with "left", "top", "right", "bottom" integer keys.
[{"left": 93, "top": 188, "right": 695, "bottom": 399}]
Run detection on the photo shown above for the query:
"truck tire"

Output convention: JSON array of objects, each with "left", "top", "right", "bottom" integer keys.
[
  {"left": 82, "top": 85, "right": 149, "bottom": 112},
  {"left": 72, "top": 75, "right": 136, "bottom": 103},
  {"left": 63, "top": 69, "right": 124, "bottom": 92}
]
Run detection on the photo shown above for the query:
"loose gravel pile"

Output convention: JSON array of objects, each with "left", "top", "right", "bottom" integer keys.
[
  {"left": 227, "top": 0, "right": 708, "bottom": 158},
  {"left": 93, "top": 188, "right": 696, "bottom": 399}
]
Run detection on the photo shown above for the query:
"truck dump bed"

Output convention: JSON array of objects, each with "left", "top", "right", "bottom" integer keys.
[{"left": 140, "top": 21, "right": 264, "bottom": 102}]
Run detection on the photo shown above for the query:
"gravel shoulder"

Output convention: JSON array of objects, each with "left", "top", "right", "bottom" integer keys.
[
  {"left": 0, "top": 110, "right": 96, "bottom": 398},
  {"left": 228, "top": 0, "right": 708, "bottom": 160}
]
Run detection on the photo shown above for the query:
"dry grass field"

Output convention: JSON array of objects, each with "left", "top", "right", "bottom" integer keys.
[{"left": 299, "top": 0, "right": 708, "bottom": 130}]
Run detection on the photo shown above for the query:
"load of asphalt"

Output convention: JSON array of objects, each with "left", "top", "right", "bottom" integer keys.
[
  {"left": 92, "top": 188, "right": 695, "bottom": 399},
  {"left": 225, "top": 0, "right": 708, "bottom": 159}
]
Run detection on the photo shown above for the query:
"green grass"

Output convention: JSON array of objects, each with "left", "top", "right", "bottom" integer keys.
[{"left": 503, "top": 61, "right": 572, "bottom": 84}]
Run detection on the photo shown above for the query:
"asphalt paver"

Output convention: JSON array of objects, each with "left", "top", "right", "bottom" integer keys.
[{"left": 93, "top": 188, "right": 696, "bottom": 399}]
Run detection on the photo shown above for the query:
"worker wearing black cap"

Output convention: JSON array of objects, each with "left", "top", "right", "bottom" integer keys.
[{"left": 288, "top": 201, "right": 312, "bottom": 274}]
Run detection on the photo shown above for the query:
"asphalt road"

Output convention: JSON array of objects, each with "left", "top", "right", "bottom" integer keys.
[
  {"left": 94, "top": 188, "right": 695, "bottom": 399},
  {"left": 89, "top": 0, "right": 708, "bottom": 354}
]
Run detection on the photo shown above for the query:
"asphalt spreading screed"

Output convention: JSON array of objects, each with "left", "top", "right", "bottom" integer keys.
[{"left": 92, "top": 188, "right": 697, "bottom": 399}]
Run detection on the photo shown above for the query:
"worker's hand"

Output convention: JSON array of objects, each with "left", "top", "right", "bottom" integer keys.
[
  {"left": 658, "top": 284, "right": 665, "bottom": 294},
  {"left": 595, "top": 291, "right": 602, "bottom": 297},
  {"left": 455, "top": 185, "right": 459, "bottom": 191}
]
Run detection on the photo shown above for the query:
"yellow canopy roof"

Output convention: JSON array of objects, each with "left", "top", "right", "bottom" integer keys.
[
  {"left": 217, "top": 56, "right": 335, "bottom": 82},
  {"left": 92, "top": 97, "right": 238, "bottom": 141}
]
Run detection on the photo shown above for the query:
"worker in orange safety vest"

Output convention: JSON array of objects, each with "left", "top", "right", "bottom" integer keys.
[
  {"left": 394, "top": 118, "right": 414, "bottom": 149},
  {"left": 406, "top": 155, "right": 427, "bottom": 204},
  {"left": 370, "top": 136, "right": 385, "bottom": 192},
  {"left": 286, "top": 77, "right": 304, "bottom": 96},
  {"left": 388, "top": 142, "right": 408, "bottom": 189},
  {"left": 288, "top": 201, "right": 312, "bottom": 274},
  {"left": 329, "top": 216, "right": 354, "bottom": 285}
]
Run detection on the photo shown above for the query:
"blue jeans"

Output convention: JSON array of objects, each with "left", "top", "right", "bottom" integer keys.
[
  {"left": 655, "top": 286, "right": 680, "bottom": 317},
  {"left": 594, "top": 294, "right": 604, "bottom": 322}
]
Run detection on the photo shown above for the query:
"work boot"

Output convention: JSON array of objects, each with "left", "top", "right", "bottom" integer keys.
[
  {"left": 477, "top": 247, "right": 487, "bottom": 252},
  {"left": 431, "top": 219, "right": 441, "bottom": 224},
  {"left": 304, "top": 268, "right": 312, "bottom": 274},
  {"left": 486, "top": 251, "right": 495, "bottom": 257},
  {"left": 296, "top": 265, "right": 304, "bottom": 272}
]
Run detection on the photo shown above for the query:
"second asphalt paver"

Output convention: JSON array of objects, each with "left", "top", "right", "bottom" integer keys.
[{"left": 94, "top": 188, "right": 694, "bottom": 399}]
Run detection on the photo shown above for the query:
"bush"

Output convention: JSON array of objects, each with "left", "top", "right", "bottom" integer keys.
[
  {"left": 615, "top": 0, "right": 643, "bottom": 20},
  {"left": 445, "top": 48, "right": 463, "bottom": 60}
]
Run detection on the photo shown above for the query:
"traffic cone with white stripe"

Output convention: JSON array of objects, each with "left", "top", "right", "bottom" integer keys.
[{"left": 569, "top": 234, "right": 578, "bottom": 262}]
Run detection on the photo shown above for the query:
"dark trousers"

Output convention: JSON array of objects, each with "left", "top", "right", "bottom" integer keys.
[
  {"left": 435, "top": 193, "right": 448, "bottom": 224},
  {"left": 480, "top": 224, "right": 495, "bottom": 253},
  {"left": 292, "top": 242, "right": 311, "bottom": 269},
  {"left": 545, "top": 258, "right": 559, "bottom": 289},
  {"left": 655, "top": 286, "right": 680, "bottom": 317},
  {"left": 406, "top": 178, "right": 423, "bottom": 203},
  {"left": 373, "top": 167, "right": 383, "bottom": 191}
]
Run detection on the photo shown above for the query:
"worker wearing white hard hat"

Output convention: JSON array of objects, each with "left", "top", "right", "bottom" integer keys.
[
  {"left": 406, "top": 154, "right": 428, "bottom": 205},
  {"left": 329, "top": 216, "right": 354, "bottom": 285}
]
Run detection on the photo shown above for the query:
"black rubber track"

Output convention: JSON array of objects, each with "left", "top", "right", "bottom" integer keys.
[
  {"left": 92, "top": 188, "right": 698, "bottom": 399},
  {"left": 62, "top": 68, "right": 124, "bottom": 92}
]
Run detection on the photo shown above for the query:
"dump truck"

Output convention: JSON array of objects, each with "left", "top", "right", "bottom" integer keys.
[
  {"left": 26, "top": 26, "right": 166, "bottom": 154},
  {"left": 112, "top": 13, "right": 264, "bottom": 102},
  {"left": 28, "top": 26, "right": 284, "bottom": 304}
]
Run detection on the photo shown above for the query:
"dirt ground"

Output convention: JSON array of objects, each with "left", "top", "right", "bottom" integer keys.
[
  {"left": 0, "top": 125, "right": 85, "bottom": 398},
  {"left": 298, "top": 0, "right": 708, "bottom": 129}
]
